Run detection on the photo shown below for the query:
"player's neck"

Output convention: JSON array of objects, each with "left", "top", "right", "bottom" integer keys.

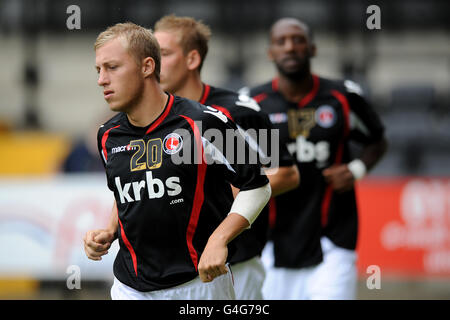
[
  {"left": 174, "top": 72, "right": 203, "bottom": 102},
  {"left": 278, "top": 73, "right": 314, "bottom": 103},
  {"left": 126, "top": 83, "right": 168, "bottom": 128}
]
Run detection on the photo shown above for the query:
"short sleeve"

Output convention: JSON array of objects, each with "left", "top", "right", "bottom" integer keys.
[
  {"left": 97, "top": 125, "right": 115, "bottom": 191},
  {"left": 233, "top": 108, "right": 294, "bottom": 168},
  {"left": 344, "top": 81, "right": 385, "bottom": 144},
  {"left": 200, "top": 107, "right": 270, "bottom": 191}
]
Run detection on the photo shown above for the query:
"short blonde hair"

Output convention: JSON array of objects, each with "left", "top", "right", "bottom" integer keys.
[
  {"left": 95, "top": 22, "right": 161, "bottom": 81},
  {"left": 155, "top": 15, "right": 211, "bottom": 72}
]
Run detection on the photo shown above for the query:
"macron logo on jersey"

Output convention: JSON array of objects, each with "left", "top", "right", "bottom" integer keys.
[
  {"left": 115, "top": 171, "right": 182, "bottom": 204},
  {"left": 111, "top": 144, "right": 137, "bottom": 155}
]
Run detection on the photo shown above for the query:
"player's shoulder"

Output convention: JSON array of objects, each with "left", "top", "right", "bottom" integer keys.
[
  {"left": 320, "top": 76, "right": 364, "bottom": 97},
  {"left": 98, "top": 113, "right": 125, "bottom": 135},
  {"left": 172, "top": 94, "right": 201, "bottom": 113},
  {"left": 207, "top": 85, "right": 239, "bottom": 105},
  {"left": 173, "top": 94, "right": 206, "bottom": 119},
  {"left": 242, "top": 80, "right": 273, "bottom": 98},
  {"left": 207, "top": 85, "right": 263, "bottom": 117},
  {"left": 174, "top": 94, "right": 232, "bottom": 128}
]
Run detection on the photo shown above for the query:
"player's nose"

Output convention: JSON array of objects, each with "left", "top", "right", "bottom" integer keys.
[
  {"left": 97, "top": 69, "right": 110, "bottom": 86},
  {"left": 283, "top": 39, "right": 296, "bottom": 52}
]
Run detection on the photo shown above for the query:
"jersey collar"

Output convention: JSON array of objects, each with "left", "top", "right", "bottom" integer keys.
[
  {"left": 145, "top": 93, "right": 175, "bottom": 134},
  {"left": 272, "top": 74, "right": 320, "bottom": 108},
  {"left": 199, "top": 83, "right": 211, "bottom": 105}
]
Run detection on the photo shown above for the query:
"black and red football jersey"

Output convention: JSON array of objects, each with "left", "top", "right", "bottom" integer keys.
[
  {"left": 248, "top": 75, "right": 385, "bottom": 268},
  {"left": 199, "top": 84, "right": 294, "bottom": 264},
  {"left": 97, "top": 93, "right": 269, "bottom": 291}
]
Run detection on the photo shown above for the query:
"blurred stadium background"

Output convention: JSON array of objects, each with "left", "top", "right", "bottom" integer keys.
[{"left": 0, "top": 0, "right": 449, "bottom": 300}]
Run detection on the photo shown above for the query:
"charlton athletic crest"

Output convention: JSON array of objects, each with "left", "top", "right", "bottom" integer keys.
[
  {"left": 315, "top": 105, "right": 336, "bottom": 128},
  {"left": 163, "top": 133, "right": 183, "bottom": 155}
]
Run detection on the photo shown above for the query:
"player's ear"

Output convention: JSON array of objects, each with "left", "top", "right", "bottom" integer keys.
[
  {"left": 142, "top": 57, "right": 156, "bottom": 78},
  {"left": 186, "top": 50, "right": 201, "bottom": 71}
]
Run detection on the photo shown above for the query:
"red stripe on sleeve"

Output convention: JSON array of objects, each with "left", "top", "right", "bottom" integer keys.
[
  {"left": 330, "top": 89, "right": 351, "bottom": 137},
  {"left": 179, "top": 115, "right": 207, "bottom": 270},
  {"left": 101, "top": 125, "right": 121, "bottom": 162},
  {"left": 211, "top": 105, "right": 234, "bottom": 121},
  {"left": 320, "top": 90, "right": 351, "bottom": 227},
  {"left": 321, "top": 186, "right": 333, "bottom": 227},
  {"left": 321, "top": 138, "right": 346, "bottom": 227},
  {"left": 252, "top": 93, "right": 268, "bottom": 103},
  {"left": 117, "top": 210, "right": 138, "bottom": 277},
  {"left": 268, "top": 198, "right": 277, "bottom": 229}
]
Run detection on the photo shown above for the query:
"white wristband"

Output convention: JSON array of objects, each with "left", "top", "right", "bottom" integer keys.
[
  {"left": 229, "top": 183, "right": 271, "bottom": 227},
  {"left": 347, "top": 159, "right": 367, "bottom": 180}
]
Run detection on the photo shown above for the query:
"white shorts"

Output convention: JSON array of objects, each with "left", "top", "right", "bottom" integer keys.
[
  {"left": 231, "top": 256, "right": 266, "bottom": 300},
  {"left": 262, "top": 237, "right": 357, "bottom": 300},
  {"left": 262, "top": 261, "right": 316, "bottom": 300},
  {"left": 111, "top": 269, "right": 236, "bottom": 300},
  {"left": 260, "top": 241, "right": 275, "bottom": 271}
]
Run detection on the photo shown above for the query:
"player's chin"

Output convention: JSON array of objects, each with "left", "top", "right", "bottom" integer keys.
[
  {"left": 108, "top": 101, "right": 126, "bottom": 112},
  {"left": 281, "top": 66, "right": 305, "bottom": 77}
]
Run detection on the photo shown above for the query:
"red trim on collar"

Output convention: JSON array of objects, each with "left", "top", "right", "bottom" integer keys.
[
  {"left": 199, "top": 84, "right": 211, "bottom": 105},
  {"left": 271, "top": 78, "right": 279, "bottom": 92},
  {"left": 272, "top": 75, "right": 320, "bottom": 108},
  {"left": 298, "top": 75, "right": 320, "bottom": 108},
  {"left": 145, "top": 94, "right": 174, "bottom": 135}
]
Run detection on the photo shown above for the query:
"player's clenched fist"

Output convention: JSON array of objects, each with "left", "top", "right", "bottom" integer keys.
[
  {"left": 197, "top": 239, "right": 229, "bottom": 283},
  {"left": 322, "top": 164, "right": 355, "bottom": 193},
  {"left": 83, "top": 229, "right": 115, "bottom": 261}
]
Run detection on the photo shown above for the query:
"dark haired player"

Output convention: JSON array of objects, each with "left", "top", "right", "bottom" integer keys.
[
  {"left": 245, "top": 17, "right": 387, "bottom": 299},
  {"left": 154, "top": 15, "right": 299, "bottom": 299}
]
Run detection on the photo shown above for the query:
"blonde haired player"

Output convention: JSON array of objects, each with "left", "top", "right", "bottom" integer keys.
[{"left": 83, "top": 22, "right": 271, "bottom": 300}]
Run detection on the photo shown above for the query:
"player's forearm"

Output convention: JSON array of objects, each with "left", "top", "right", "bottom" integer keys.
[
  {"left": 209, "top": 182, "right": 272, "bottom": 245},
  {"left": 207, "top": 213, "right": 250, "bottom": 246},
  {"left": 264, "top": 165, "right": 300, "bottom": 197},
  {"left": 359, "top": 137, "right": 388, "bottom": 171},
  {"left": 230, "top": 185, "right": 239, "bottom": 199},
  {"left": 107, "top": 200, "right": 119, "bottom": 239}
]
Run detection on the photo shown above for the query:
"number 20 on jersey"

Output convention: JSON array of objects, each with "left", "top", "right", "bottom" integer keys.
[{"left": 129, "top": 139, "right": 162, "bottom": 171}]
